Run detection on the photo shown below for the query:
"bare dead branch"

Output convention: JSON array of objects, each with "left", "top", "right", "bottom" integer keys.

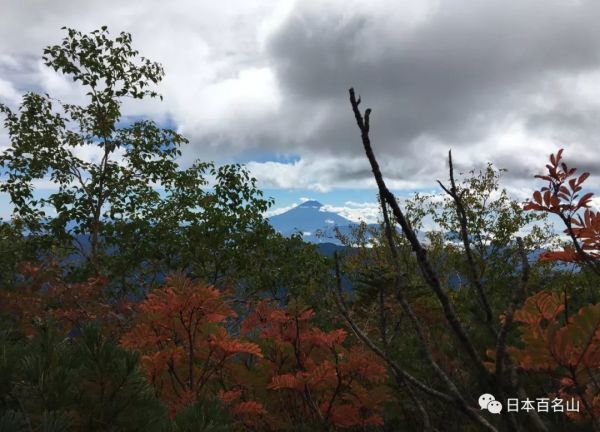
[
  {"left": 348, "top": 88, "right": 490, "bottom": 381},
  {"left": 376, "top": 199, "right": 389, "bottom": 353}
]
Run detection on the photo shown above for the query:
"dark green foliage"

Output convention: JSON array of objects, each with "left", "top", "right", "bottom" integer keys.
[
  {"left": 0, "top": 410, "right": 27, "bottom": 431},
  {"left": 171, "top": 400, "right": 234, "bottom": 432},
  {"left": 0, "top": 221, "right": 42, "bottom": 289},
  {"left": 0, "top": 321, "right": 168, "bottom": 432}
]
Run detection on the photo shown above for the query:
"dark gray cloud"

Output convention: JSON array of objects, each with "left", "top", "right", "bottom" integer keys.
[{"left": 256, "top": 0, "right": 600, "bottom": 184}]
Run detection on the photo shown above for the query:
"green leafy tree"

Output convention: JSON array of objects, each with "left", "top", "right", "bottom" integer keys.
[
  {"left": 0, "top": 27, "right": 297, "bottom": 295},
  {"left": 0, "top": 27, "right": 187, "bottom": 276}
]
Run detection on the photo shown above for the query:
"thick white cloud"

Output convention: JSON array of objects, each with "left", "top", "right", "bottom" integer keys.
[
  {"left": 246, "top": 154, "right": 437, "bottom": 191},
  {"left": 321, "top": 202, "right": 380, "bottom": 223},
  {"left": 265, "top": 198, "right": 381, "bottom": 223},
  {"left": 246, "top": 156, "right": 373, "bottom": 192},
  {"left": 0, "top": 78, "right": 20, "bottom": 104},
  {"left": 0, "top": 0, "right": 290, "bottom": 155}
]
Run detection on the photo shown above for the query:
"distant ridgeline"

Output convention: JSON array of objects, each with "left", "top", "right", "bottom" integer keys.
[
  {"left": 267, "top": 201, "right": 567, "bottom": 289},
  {"left": 33, "top": 201, "right": 563, "bottom": 291}
]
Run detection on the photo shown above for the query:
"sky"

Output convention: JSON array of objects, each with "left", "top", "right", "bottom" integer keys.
[{"left": 1, "top": 0, "right": 600, "bottom": 222}]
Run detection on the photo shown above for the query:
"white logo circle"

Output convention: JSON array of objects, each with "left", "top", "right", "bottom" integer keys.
[
  {"left": 487, "top": 400, "right": 503, "bottom": 414},
  {"left": 478, "top": 393, "right": 495, "bottom": 410}
]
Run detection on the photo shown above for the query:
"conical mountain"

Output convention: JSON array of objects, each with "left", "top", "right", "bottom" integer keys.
[{"left": 268, "top": 200, "right": 355, "bottom": 242}]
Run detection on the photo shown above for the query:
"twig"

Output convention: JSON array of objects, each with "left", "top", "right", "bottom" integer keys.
[
  {"left": 559, "top": 213, "right": 600, "bottom": 277},
  {"left": 382, "top": 196, "right": 502, "bottom": 428},
  {"left": 437, "top": 150, "right": 494, "bottom": 325},
  {"left": 495, "top": 237, "right": 527, "bottom": 383}
]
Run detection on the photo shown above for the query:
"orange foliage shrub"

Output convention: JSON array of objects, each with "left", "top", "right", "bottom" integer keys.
[
  {"left": 0, "top": 260, "right": 122, "bottom": 336},
  {"left": 119, "top": 277, "right": 389, "bottom": 429},
  {"left": 508, "top": 292, "right": 600, "bottom": 422},
  {"left": 220, "top": 300, "right": 390, "bottom": 430},
  {"left": 4, "top": 265, "right": 391, "bottom": 429},
  {"left": 119, "top": 274, "right": 262, "bottom": 415}
]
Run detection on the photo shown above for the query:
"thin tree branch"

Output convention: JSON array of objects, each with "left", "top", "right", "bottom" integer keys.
[
  {"left": 349, "top": 88, "right": 490, "bottom": 381},
  {"left": 495, "top": 237, "right": 527, "bottom": 384},
  {"left": 489, "top": 238, "right": 548, "bottom": 431},
  {"left": 333, "top": 252, "right": 498, "bottom": 432},
  {"left": 437, "top": 150, "right": 494, "bottom": 325},
  {"left": 559, "top": 212, "right": 600, "bottom": 277}
]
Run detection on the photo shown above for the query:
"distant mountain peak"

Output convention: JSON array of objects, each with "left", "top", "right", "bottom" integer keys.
[
  {"left": 298, "top": 200, "right": 323, "bottom": 208},
  {"left": 268, "top": 199, "right": 375, "bottom": 245}
]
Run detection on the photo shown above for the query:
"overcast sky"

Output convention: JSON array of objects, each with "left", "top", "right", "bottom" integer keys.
[{"left": 1, "top": 0, "right": 600, "bottom": 221}]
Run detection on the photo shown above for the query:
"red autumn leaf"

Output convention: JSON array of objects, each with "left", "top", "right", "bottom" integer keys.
[
  {"left": 525, "top": 149, "right": 600, "bottom": 265},
  {"left": 218, "top": 389, "right": 243, "bottom": 405},
  {"left": 268, "top": 374, "right": 303, "bottom": 391},
  {"left": 232, "top": 401, "right": 267, "bottom": 416}
]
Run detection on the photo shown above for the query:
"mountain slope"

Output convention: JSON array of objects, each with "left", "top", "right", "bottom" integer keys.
[{"left": 268, "top": 200, "right": 365, "bottom": 244}]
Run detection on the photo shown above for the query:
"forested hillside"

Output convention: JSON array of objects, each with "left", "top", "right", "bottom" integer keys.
[{"left": 1, "top": 28, "right": 600, "bottom": 431}]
